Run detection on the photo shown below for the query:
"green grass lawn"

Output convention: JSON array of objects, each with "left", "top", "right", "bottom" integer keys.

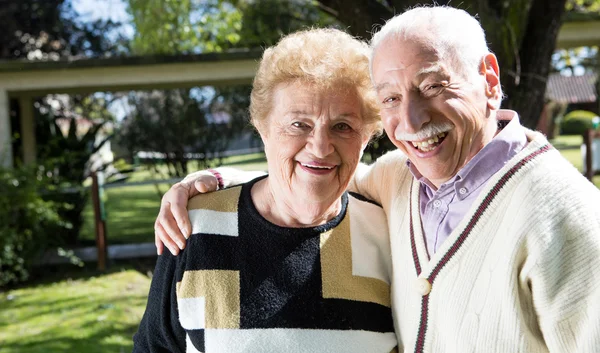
[
  {"left": 79, "top": 153, "right": 268, "bottom": 245},
  {"left": 549, "top": 135, "right": 600, "bottom": 188},
  {"left": 0, "top": 264, "right": 152, "bottom": 353}
]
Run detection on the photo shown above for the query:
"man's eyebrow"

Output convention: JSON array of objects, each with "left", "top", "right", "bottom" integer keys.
[{"left": 416, "top": 63, "right": 447, "bottom": 79}]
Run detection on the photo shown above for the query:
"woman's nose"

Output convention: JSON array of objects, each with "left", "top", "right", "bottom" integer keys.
[{"left": 307, "top": 128, "right": 334, "bottom": 158}]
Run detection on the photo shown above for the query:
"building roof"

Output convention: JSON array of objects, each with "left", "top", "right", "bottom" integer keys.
[{"left": 546, "top": 72, "right": 598, "bottom": 104}]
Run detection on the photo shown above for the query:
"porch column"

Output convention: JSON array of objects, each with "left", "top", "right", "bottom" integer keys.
[
  {"left": 19, "top": 96, "right": 36, "bottom": 164},
  {"left": 0, "top": 89, "right": 12, "bottom": 168}
]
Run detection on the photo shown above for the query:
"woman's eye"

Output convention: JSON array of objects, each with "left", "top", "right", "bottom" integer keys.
[
  {"left": 292, "top": 121, "right": 309, "bottom": 128},
  {"left": 334, "top": 122, "right": 351, "bottom": 131}
]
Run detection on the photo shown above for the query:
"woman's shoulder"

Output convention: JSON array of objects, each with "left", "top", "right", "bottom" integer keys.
[
  {"left": 188, "top": 185, "right": 244, "bottom": 213},
  {"left": 346, "top": 192, "right": 387, "bottom": 230},
  {"left": 187, "top": 185, "right": 245, "bottom": 237}
]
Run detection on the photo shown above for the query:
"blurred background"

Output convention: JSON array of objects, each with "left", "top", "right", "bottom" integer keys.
[{"left": 0, "top": 0, "right": 599, "bottom": 352}]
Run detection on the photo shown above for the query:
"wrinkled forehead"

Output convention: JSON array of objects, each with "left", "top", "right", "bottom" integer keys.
[{"left": 372, "top": 36, "right": 443, "bottom": 75}]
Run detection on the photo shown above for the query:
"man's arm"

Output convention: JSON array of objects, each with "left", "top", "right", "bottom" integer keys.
[
  {"left": 155, "top": 167, "right": 265, "bottom": 255},
  {"left": 528, "top": 191, "right": 600, "bottom": 352},
  {"left": 132, "top": 252, "right": 186, "bottom": 352},
  {"left": 348, "top": 150, "right": 409, "bottom": 210}
]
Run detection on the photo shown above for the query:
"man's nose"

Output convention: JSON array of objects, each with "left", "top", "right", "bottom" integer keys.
[{"left": 399, "top": 95, "right": 430, "bottom": 134}]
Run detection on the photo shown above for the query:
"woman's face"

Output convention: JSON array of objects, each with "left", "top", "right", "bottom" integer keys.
[{"left": 260, "top": 80, "right": 370, "bottom": 209}]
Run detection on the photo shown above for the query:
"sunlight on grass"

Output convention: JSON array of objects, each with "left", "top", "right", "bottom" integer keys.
[
  {"left": 81, "top": 154, "right": 267, "bottom": 245},
  {"left": 0, "top": 270, "right": 151, "bottom": 353}
]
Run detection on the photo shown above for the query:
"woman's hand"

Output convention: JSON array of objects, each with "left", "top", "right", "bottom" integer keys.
[{"left": 154, "top": 172, "right": 219, "bottom": 255}]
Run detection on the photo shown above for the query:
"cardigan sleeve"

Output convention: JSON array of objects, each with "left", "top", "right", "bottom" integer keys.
[
  {"left": 132, "top": 252, "right": 187, "bottom": 353},
  {"left": 349, "top": 150, "right": 410, "bottom": 212},
  {"left": 526, "top": 188, "right": 600, "bottom": 353}
]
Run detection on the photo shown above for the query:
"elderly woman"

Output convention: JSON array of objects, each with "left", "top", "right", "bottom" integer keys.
[{"left": 133, "top": 28, "right": 397, "bottom": 353}]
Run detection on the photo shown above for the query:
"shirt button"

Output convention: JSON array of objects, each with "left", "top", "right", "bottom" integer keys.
[
  {"left": 459, "top": 187, "right": 468, "bottom": 195},
  {"left": 415, "top": 278, "right": 432, "bottom": 296},
  {"left": 433, "top": 200, "right": 442, "bottom": 208}
]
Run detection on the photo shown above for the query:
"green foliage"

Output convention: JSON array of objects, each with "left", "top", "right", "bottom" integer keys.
[
  {"left": 560, "top": 110, "right": 599, "bottom": 135},
  {"left": 126, "top": 0, "right": 337, "bottom": 55},
  {"left": 128, "top": 0, "right": 243, "bottom": 54},
  {"left": 34, "top": 94, "right": 115, "bottom": 244},
  {"left": 566, "top": 0, "right": 600, "bottom": 11},
  {"left": 0, "top": 166, "right": 67, "bottom": 287}
]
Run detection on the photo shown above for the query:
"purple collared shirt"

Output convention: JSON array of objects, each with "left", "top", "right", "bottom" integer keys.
[{"left": 408, "top": 110, "right": 527, "bottom": 258}]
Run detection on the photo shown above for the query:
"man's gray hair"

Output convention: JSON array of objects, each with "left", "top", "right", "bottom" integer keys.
[{"left": 369, "top": 6, "right": 491, "bottom": 81}]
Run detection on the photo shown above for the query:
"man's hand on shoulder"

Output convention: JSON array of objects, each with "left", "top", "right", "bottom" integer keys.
[{"left": 155, "top": 171, "right": 219, "bottom": 255}]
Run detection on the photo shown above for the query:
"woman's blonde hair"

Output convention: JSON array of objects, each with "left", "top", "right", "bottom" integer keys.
[{"left": 250, "top": 28, "right": 382, "bottom": 139}]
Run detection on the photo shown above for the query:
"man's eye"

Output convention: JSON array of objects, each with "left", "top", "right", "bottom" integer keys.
[
  {"left": 381, "top": 96, "right": 401, "bottom": 108},
  {"left": 425, "top": 84, "right": 442, "bottom": 90}
]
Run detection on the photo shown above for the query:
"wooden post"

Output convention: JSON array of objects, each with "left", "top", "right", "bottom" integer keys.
[
  {"left": 584, "top": 129, "right": 600, "bottom": 181},
  {"left": 91, "top": 172, "right": 107, "bottom": 271},
  {"left": 19, "top": 96, "right": 36, "bottom": 165}
]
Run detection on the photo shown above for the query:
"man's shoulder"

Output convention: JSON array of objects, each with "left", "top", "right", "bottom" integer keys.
[
  {"left": 373, "top": 149, "right": 409, "bottom": 168},
  {"left": 501, "top": 141, "right": 600, "bottom": 216}
]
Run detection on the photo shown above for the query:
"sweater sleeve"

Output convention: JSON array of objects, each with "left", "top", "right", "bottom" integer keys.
[
  {"left": 132, "top": 252, "right": 186, "bottom": 353},
  {"left": 526, "top": 186, "right": 600, "bottom": 353}
]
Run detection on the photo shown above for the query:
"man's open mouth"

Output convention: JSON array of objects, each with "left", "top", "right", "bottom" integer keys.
[{"left": 410, "top": 131, "right": 447, "bottom": 152}]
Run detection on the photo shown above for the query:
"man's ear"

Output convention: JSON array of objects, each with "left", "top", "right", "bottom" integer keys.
[{"left": 480, "top": 53, "right": 501, "bottom": 110}]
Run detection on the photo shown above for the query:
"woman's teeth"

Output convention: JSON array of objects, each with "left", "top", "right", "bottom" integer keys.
[
  {"left": 301, "top": 163, "right": 334, "bottom": 170},
  {"left": 411, "top": 132, "right": 446, "bottom": 152}
]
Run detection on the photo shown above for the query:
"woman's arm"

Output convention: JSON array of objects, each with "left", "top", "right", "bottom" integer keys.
[{"left": 132, "top": 252, "right": 187, "bottom": 352}]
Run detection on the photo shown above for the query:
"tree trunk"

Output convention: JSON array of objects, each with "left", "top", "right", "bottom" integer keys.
[{"left": 500, "top": 0, "right": 567, "bottom": 129}]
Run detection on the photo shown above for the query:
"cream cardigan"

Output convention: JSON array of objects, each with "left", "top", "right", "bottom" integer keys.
[{"left": 351, "top": 131, "right": 600, "bottom": 353}]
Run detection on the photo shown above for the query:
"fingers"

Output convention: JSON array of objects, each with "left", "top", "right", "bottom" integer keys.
[
  {"left": 155, "top": 232, "right": 164, "bottom": 255},
  {"left": 194, "top": 174, "right": 218, "bottom": 193},
  {"left": 157, "top": 200, "right": 187, "bottom": 246},
  {"left": 153, "top": 174, "right": 216, "bottom": 256},
  {"left": 155, "top": 220, "right": 180, "bottom": 256},
  {"left": 170, "top": 182, "right": 195, "bottom": 237}
]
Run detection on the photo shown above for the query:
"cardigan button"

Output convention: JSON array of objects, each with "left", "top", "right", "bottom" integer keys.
[{"left": 415, "top": 278, "right": 432, "bottom": 296}]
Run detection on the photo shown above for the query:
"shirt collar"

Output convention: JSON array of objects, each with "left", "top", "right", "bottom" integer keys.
[{"left": 407, "top": 110, "right": 527, "bottom": 198}]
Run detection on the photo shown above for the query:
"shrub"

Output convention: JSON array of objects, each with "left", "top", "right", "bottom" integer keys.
[
  {"left": 560, "top": 110, "right": 598, "bottom": 135},
  {"left": 0, "top": 166, "right": 68, "bottom": 287}
]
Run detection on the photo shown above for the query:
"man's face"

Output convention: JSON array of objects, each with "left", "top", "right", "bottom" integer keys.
[{"left": 372, "top": 37, "right": 499, "bottom": 187}]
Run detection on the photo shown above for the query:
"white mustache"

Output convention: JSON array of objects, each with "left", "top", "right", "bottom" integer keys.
[{"left": 394, "top": 122, "right": 454, "bottom": 141}]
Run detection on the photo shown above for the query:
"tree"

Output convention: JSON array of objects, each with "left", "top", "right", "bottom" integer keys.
[
  {"left": 0, "top": 0, "right": 123, "bottom": 60},
  {"left": 117, "top": 89, "right": 242, "bottom": 182}
]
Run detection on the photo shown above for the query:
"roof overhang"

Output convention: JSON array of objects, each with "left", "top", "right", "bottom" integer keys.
[{"left": 0, "top": 49, "right": 263, "bottom": 97}]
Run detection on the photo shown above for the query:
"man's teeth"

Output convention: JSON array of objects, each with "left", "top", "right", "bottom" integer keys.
[
  {"left": 301, "top": 163, "right": 334, "bottom": 169},
  {"left": 411, "top": 132, "right": 446, "bottom": 151}
]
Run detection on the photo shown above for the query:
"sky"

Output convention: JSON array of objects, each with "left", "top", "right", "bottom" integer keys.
[{"left": 71, "top": 0, "right": 134, "bottom": 38}]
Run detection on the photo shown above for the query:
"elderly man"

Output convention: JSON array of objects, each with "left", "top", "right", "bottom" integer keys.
[{"left": 152, "top": 6, "right": 600, "bottom": 353}]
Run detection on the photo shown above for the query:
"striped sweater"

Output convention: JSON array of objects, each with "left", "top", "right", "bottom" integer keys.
[
  {"left": 352, "top": 131, "right": 600, "bottom": 353},
  {"left": 133, "top": 176, "right": 398, "bottom": 353}
]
